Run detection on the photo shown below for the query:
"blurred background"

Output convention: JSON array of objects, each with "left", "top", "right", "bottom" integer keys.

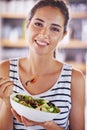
[
  {"left": 0, "top": 0, "right": 87, "bottom": 129},
  {"left": 0, "top": 0, "right": 87, "bottom": 76}
]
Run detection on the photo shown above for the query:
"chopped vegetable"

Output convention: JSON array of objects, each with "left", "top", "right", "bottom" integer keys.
[{"left": 13, "top": 94, "right": 60, "bottom": 113}]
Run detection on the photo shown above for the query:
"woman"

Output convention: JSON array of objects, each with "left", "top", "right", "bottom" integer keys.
[{"left": 0, "top": 0, "right": 85, "bottom": 130}]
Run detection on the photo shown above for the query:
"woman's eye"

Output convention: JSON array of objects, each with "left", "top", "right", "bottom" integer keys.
[
  {"left": 51, "top": 27, "right": 60, "bottom": 32},
  {"left": 34, "top": 22, "right": 42, "bottom": 27}
]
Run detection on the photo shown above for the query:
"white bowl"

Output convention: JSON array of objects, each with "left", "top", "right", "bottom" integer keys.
[{"left": 10, "top": 93, "right": 60, "bottom": 122}]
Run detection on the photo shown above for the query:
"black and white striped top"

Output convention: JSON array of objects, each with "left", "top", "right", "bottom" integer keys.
[{"left": 9, "top": 58, "right": 72, "bottom": 130}]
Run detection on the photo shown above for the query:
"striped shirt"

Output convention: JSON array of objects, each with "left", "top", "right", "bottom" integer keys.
[{"left": 9, "top": 58, "right": 72, "bottom": 130}]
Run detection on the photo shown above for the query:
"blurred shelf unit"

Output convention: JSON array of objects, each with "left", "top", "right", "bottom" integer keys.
[
  {"left": 56, "top": 46, "right": 86, "bottom": 74},
  {"left": 56, "top": 3, "right": 87, "bottom": 74},
  {"left": 59, "top": 39, "right": 87, "bottom": 49},
  {"left": 70, "top": 11, "right": 87, "bottom": 19},
  {"left": 0, "top": 39, "right": 27, "bottom": 48},
  {"left": 0, "top": 16, "right": 26, "bottom": 47},
  {"left": 0, "top": 13, "right": 26, "bottom": 19},
  {"left": 1, "top": 47, "right": 29, "bottom": 61},
  {"left": 0, "top": 0, "right": 35, "bottom": 47},
  {"left": 0, "top": 10, "right": 87, "bottom": 19},
  {"left": 59, "top": 3, "right": 87, "bottom": 74}
]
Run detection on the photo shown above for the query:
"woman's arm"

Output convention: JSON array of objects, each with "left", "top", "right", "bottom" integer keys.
[
  {"left": 69, "top": 69, "right": 85, "bottom": 130},
  {"left": 0, "top": 61, "right": 14, "bottom": 130},
  {"left": 0, "top": 99, "right": 13, "bottom": 130}
]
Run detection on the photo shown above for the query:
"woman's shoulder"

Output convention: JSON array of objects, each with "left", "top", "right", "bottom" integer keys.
[
  {"left": 61, "top": 61, "right": 84, "bottom": 81},
  {"left": 0, "top": 57, "right": 25, "bottom": 77},
  {"left": 58, "top": 60, "right": 85, "bottom": 88},
  {"left": 71, "top": 67, "right": 85, "bottom": 92},
  {"left": 0, "top": 59, "right": 10, "bottom": 77},
  {"left": 72, "top": 67, "right": 85, "bottom": 82}
]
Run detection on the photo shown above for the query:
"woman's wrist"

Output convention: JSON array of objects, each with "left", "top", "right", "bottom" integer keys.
[
  {"left": 3, "top": 97, "right": 11, "bottom": 108},
  {"left": 41, "top": 121, "right": 64, "bottom": 130}
]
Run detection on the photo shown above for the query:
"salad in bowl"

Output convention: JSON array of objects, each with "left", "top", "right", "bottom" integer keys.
[{"left": 10, "top": 93, "right": 60, "bottom": 122}]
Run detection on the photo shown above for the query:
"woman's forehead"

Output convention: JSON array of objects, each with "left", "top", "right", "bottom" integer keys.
[{"left": 31, "top": 6, "right": 65, "bottom": 26}]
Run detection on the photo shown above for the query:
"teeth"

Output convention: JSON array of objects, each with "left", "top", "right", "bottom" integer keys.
[{"left": 36, "top": 40, "right": 48, "bottom": 46}]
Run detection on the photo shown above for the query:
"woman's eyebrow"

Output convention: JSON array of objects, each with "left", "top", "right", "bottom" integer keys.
[
  {"left": 35, "top": 18, "right": 62, "bottom": 28},
  {"left": 35, "top": 18, "right": 44, "bottom": 22},
  {"left": 51, "top": 23, "right": 62, "bottom": 28}
]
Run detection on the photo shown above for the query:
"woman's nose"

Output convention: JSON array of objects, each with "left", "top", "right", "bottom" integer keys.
[{"left": 40, "top": 27, "right": 49, "bottom": 37}]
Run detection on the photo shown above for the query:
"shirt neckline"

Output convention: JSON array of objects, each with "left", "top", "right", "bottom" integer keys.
[{"left": 16, "top": 58, "right": 65, "bottom": 97}]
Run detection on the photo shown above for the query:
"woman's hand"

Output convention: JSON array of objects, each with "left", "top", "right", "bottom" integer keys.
[
  {"left": 11, "top": 108, "right": 64, "bottom": 130},
  {"left": 0, "top": 77, "right": 13, "bottom": 102},
  {"left": 11, "top": 108, "right": 47, "bottom": 126}
]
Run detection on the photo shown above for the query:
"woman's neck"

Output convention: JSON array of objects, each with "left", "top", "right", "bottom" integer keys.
[{"left": 28, "top": 53, "right": 56, "bottom": 76}]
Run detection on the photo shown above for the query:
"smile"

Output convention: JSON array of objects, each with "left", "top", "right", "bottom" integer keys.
[{"left": 35, "top": 40, "right": 49, "bottom": 47}]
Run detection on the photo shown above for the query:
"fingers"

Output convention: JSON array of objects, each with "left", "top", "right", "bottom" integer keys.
[
  {"left": 21, "top": 117, "right": 52, "bottom": 127},
  {"left": 0, "top": 77, "right": 13, "bottom": 87},
  {"left": 11, "top": 108, "right": 40, "bottom": 127},
  {"left": 21, "top": 117, "right": 34, "bottom": 126},
  {"left": 11, "top": 108, "right": 35, "bottom": 126},
  {"left": 4, "top": 84, "right": 13, "bottom": 97},
  {"left": 11, "top": 108, "right": 21, "bottom": 123},
  {"left": 0, "top": 77, "right": 14, "bottom": 99}
]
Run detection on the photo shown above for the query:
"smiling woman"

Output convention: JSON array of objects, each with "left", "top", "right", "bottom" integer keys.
[
  {"left": 26, "top": 6, "right": 66, "bottom": 57},
  {"left": 0, "top": 0, "right": 85, "bottom": 130}
]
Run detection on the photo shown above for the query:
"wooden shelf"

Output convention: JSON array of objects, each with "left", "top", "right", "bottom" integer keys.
[
  {"left": 59, "top": 39, "right": 87, "bottom": 49},
  {"left": 0, "top": 39, "right": 28, "bottom": 48},
  {"left": 0, "top": 13, "right": 26, "bottom": 19},
  {"left": 70, "top": 12, "right": 87, "bottom": 19},
  {"left": 0, "top": 11, "right": 87, "bottom": 19},
  {"left": 65, "top": 61, "right": 86, "bottom": 74}
]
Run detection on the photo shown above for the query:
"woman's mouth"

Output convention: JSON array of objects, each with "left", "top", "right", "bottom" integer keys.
[{"left": 35, "top": 40, "right": 49, "bottom": 47}]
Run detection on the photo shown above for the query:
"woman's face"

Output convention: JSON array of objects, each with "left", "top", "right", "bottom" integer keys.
[{"left": 26, "top": 6, "right": 66, "bottom": 56}]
